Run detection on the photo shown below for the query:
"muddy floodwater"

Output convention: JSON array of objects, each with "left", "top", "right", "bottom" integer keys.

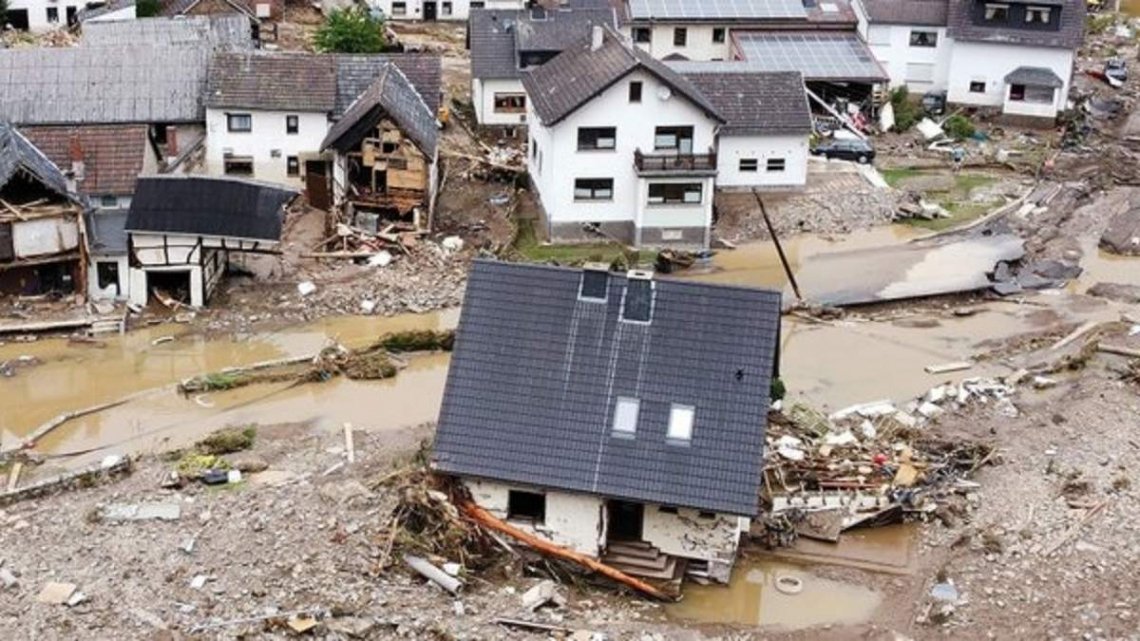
[{"left": 0, "top": 310, "right": 459, "bottom": 464}]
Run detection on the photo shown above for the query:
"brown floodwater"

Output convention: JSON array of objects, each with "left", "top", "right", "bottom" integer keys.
[
  {"left": 0, "top": 309, "right": 459, "bottom": 461},
  {"left": 668, "top": 558, "right": 883, "bottom": 629}
]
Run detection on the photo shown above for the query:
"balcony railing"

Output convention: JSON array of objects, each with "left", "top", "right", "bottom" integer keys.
[{"left": 634, "top": 148, "right": 717, "bottom": 173}]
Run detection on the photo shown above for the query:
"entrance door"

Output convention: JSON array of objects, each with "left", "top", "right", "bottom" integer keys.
[
  {"left": 423, "top": 1, "right": 437, "bottom": 20},
  {"left": 304, "top": 160, "right": 332, "bottom": 210},
  {"left": 607, "top": 501, "right": 644, "bottom": 542}
]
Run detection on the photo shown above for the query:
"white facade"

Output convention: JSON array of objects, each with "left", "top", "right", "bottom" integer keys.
[
  {"left": 464, "top": 478, "right": 746, "bottom": 575},
  {"left": 371, "top": 0, "right": 523, "bottom": 21},
  {"left": 716, "top": 134, "right": 809, "bottom": 189},
  {"left": 205, "top": 108, "right": 329, "bottom": 187},
  {"left": 11, "top": 217, "right": 79, "bottom": 258},
  {"left": 946, "top": 41, "right": 1072, "bottom": 116},
  {"left": 5, "top": 0, "right": 84, "bottom": 32},
  {"left": 865, "top": 24, "right": 952, "bottom": 92},
  {"left": 84, "top": 5, "right": 138, "bottom": 23},
  {"left": 89, "top": 255, "right": 130, "bottom": 301},
  {"left": 472, "top": 77, "right": 528, "bottom": 127},
  {"left": 527, "top": 68, "right": 719, "bottom": 246},
  {"left": 625, "top": 23, "right": 734, "bottom": 61}
]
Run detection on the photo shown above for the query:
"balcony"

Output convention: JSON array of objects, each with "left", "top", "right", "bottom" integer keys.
[{"left": 633, "top": 148, "right": 718, "bottom": 176}]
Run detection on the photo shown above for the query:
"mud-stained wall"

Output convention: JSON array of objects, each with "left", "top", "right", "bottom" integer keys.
[
  {"left": 642, "top": 504, "right": 745, "bottom": 567},
  {"left": 464, "top": 479, "right": 604, "bottom": 556}
]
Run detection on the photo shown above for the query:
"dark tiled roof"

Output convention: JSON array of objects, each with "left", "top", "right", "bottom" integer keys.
[
  {"left": 522, "top": 26, "right": 723, "bottom": 126},
  {"left": 433, "top": 260, "right": 781, "bottom": 516},
  {"left": 161, "top": 0, "right": 257, "bottom": 19},
  {"left": 334, "top": 54, "right": 442, "bottom": 117},
  {"left": 947, "top": 0, "right": 1084, "bottom": 49},
  {"left": 126, "top": 176, "right": 297, "bottom": 241},
  {"left": 321, "top": 64, "right": 439, "bottom": 156},
  {"left": 514, "top": 7, "right": 618, "bottom": 51},
  {"left": 1005, "top": 65, "right": 1064, "bottom": 87},
  {"left": 20, "top": 125, "right": 150, "bottom": 197},
  {"left": 86, "top": 210, "right": 129, "bottom": 255},
  {"left": 207, "top": 52, "right": 338, "bottom": 112},
  {"left": 0, "top": 122, "right": 71, "bottom": 198},
  {"left": 470, "top": 9, "right": 521, "bottom": 80},
  {"left": 81, "top": 14, "right": 253, "bottom": 50},
  {"left": 684, "top": 72, "right": 811, "bottom": 136},
  {"left": 861, "top": 0, "right": 949, "bottom": 26}
]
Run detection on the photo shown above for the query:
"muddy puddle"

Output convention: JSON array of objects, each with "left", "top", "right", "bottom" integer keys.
[
  {"left": 1076, "top": 237, "right": 1140, "bottom": 292},
  {"left": 0, "top": 309, "right": 459, "bottom": 463},
  {"left": 669, "top": 558, "right": 883, "bottom": 629}
]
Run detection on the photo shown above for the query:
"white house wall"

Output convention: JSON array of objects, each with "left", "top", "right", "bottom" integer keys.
[
  {"left": 84, "top": 5, "right": 137, "bottom": 23},
  {"left": 716, "top": 134, "right": 808, "bottom": 189},
  {"left": 641, "top": 504, "right": 745, "bottom": 580},
  {"left": 866, "top": 24, "right": 951, "bottom": 92},
  {"left": 946, "top": 41, "right": 1073, "bottom": 111},
  {"left": 7, "top": 0, "right": 85, "bottom": 32},
  {"left": 473, "top": 78, "right": 528, "bottom": 127},
  {"left": 372, "top": 0, "right": 523, "bottom": 21},
  {"left": 526, "top": 68, "right": 719, "bottom": 231},
  {"left": 464, "top": 479, "right": 604, "bottom": 556},
  {"left": 206, "top": 108, "right": 328, "bottom": 187},
  {"left": 88, "top": 255, "right": 129, "bottom": 302},
  {"left": 12, "top": 217, "right": 79, "bottom": 258},
  {"left": 625, "top": 24, "right": 734, "bottom": 61}
]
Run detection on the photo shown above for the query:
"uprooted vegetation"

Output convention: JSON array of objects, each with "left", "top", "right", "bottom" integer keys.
[{"left": 178, "top": 329, "right": 456, "bottom": 394}]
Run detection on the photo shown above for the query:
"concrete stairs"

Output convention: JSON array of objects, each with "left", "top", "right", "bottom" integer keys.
[{"left": 601, "top": 541, "right": 686, "bottom": 593}]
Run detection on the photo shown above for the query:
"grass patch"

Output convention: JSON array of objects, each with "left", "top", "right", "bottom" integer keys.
[
  {"left": 176, "top": 452, "right": 232, "bottom": 476},
  {"left": 196, "top": 426, "right": 256, "bottom": 455},
  {"left": 880, "top": 167, "right": 923, "bottom": 188},
  {"left": 903, "top": 200, "right": 1000, "bottom": 231},
  {"left": 513, "top": 217, "right": 636, "bottom": 266},
  {"left": 377, "top": 330, "right": 455, "bottom": 353},
  {"left": 892, "top": 171, "right": 1001, "bottom": 231}
]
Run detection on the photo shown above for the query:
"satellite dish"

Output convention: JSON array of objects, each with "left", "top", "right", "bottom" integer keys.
[{"left": 657, "top": 86, "right": 673, "bottom": 101}]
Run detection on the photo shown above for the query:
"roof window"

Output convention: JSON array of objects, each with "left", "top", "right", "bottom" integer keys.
[
  {"left": 667, "top": 404, "right": 694, "bottom": 443},
  {"left": 612, "top": 397, "right": 639, "bottom": 437},
  {"left": 579, "top": 263, "right": 609, "bottom": 301},
  {"left": 621, "top": 271, "right": 654, "bottom": 322}
]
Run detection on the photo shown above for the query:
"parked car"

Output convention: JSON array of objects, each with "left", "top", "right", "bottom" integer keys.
[
  {"left": 811, "top": 138, "right": 876, "bottom": 164},
  {"left": 1105, "top": 58, "right": 1128, "bottom": 85}
]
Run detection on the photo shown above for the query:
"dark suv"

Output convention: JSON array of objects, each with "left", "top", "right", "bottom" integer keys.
[{"left": 811, "top": 139, "right": 876, "bottom": 164}]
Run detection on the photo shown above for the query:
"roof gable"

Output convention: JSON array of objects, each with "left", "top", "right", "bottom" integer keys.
[
  {"left": 521, "top": 26, "right": 723, "bottom": 126},
  {"left": 433, "top": 260, "right": 782, "bottom": 516},
  {"left": 947, "top": 0, "right": 1084, "bottom": 49},
  {"left": 333, "top": 54, "right": 442, "bottom": 117},
  {"left": 126, "top": 176, "right": 297, "bottom": 241},
  {"left": 0, "top": 122, "right": 72, "bottom": 199},
  {"left": 320, "top": 64, "right": 439, "bottom": 156}
]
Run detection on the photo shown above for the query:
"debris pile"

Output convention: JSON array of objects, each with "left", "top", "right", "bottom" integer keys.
[{"left": 761, "top": 389, "right": 1001, "bottom": 544}]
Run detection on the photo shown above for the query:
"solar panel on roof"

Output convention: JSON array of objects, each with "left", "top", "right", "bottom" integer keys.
[
  {"left": 628, "top": 0, "right": 807, "bottom": 20},
  {"left": 734, "top": 32, "right": 887, "bottom": 81}
]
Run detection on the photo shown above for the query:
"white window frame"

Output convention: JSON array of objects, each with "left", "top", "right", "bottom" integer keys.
[
  {"left": 984, "top": 3, "right": 1009, "bottom": 21},
  {"left": 392, "top": 1, "right": 407, "bottom": 16},
  {"left": 739, "top": 158, "right": 758, "bottom": 172},
  {"left": 612, "top": 397, "right": 639, "bottom": 436},
  {"left": 667, "top": 404, "right": 695, "bottom": 442},
  {"left": 766, "top": 158, "right": 786, "bottom": 173},
  {"left": 1025, "top": 6, "right": 1050, "bottom": 23},
  {"left": 908, "top": 30, "right": 937, "bottom": 48}
]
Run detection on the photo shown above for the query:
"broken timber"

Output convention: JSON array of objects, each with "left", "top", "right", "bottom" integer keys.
[
  {"left": 0, "top": 457, "right": 131, "bottom": 507},
  {"left": 458, "top": 500, "right": 672, "bottom": 601}
]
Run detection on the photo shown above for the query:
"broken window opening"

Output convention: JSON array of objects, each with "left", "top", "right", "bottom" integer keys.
[
  {"left": 96, "top": 261, "right": 120, "bottom": 294},
  {"left": 507, "top": 490, "right": 546, "bottom": 523},
  {"left": 632, "top": 27, "right": 651, "bottom": 43},
  {"left": 493, "top": 93, "right": 526, "bottom": 114}
]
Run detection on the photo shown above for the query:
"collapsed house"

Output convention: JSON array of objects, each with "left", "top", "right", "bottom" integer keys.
[
  {"left": 124, "top": 176, "right": 297, "bottom": 308},
  {"left": 433, "top": 260, "right": 782, "bottom": 584},
  {"left": 320, "top": 63, "right": 441, "bottom": 232},
  {"left": 0, "top": 123, "right": 86, "bottom": 297}
]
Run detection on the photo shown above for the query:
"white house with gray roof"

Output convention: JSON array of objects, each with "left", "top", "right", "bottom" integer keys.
[
  {"left": 853, "top": 0, "right": 1085, "bottom": 121},
  {"left": 371, "top": 0, "right": 524, "bottom": 21},
  {"left": 523, "top": 26, "right": 725, "bottom": 248},
  {"left": 434, "top": 260, "right": 782, "bottom": 584}
]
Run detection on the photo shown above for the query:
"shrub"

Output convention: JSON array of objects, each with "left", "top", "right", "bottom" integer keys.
[
  {"left": 313, "top": 7, "right": 387, "bottom": 54},
  {"left": 136, "top": 0, "right": 160, "bottom": 17},
  {"left": 890, "top": 86, "right": 922, "bottom": 132},
  {"left": 944, "top": 114, "right": 976, "bottom": 140}
]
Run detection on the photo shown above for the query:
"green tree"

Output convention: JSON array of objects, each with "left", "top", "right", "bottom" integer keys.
[
  {"left": 313, "top": 7, "right": 387, "bottom": 54},
  {"left": 0, "top": 0, "right": 9, "bottom": 27},
  {"left": 136, "top": 0, "right": 161, "bottom": 18}
]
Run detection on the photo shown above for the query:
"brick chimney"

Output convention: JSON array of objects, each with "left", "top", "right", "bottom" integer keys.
[
  {"left": 166, "top": 126, "right": 179, "bottom": 158},
  {"left": 68, "top": 133, "right": 85, "bottom": 183}
]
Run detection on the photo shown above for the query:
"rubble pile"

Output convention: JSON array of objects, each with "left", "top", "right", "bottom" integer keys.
[{"left": 760, "top": 381, "right": 1010, "bottom": 544}]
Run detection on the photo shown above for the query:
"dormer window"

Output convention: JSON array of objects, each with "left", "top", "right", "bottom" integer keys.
[
  {"left": 984, "top": 3, "right": 1009, "bottom": 22},
  {"left": 579, "top": 266, "right": 609, "bottom": 301},
  {"left": 621, "top": 273, "right": 654, "bottom": 322},
  {"left": 1025, "top": 5, "right": 1050, "bottom": 23},
  {"left": 667, "top": 404, "right": 694, "bottom": 443}
]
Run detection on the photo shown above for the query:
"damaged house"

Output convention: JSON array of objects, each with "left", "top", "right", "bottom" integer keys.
[
  {"left": 125, "top": 176, "right": 297, "bottom": 307},
  {"left": 320, "top": 62, "right": 441, "bottom": 231},
  {"left": 433, "top": 260, "right": 782, "bottom": 584},
  {"left": 0, "top": 123, "right": 86, "bottom": 297}
]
